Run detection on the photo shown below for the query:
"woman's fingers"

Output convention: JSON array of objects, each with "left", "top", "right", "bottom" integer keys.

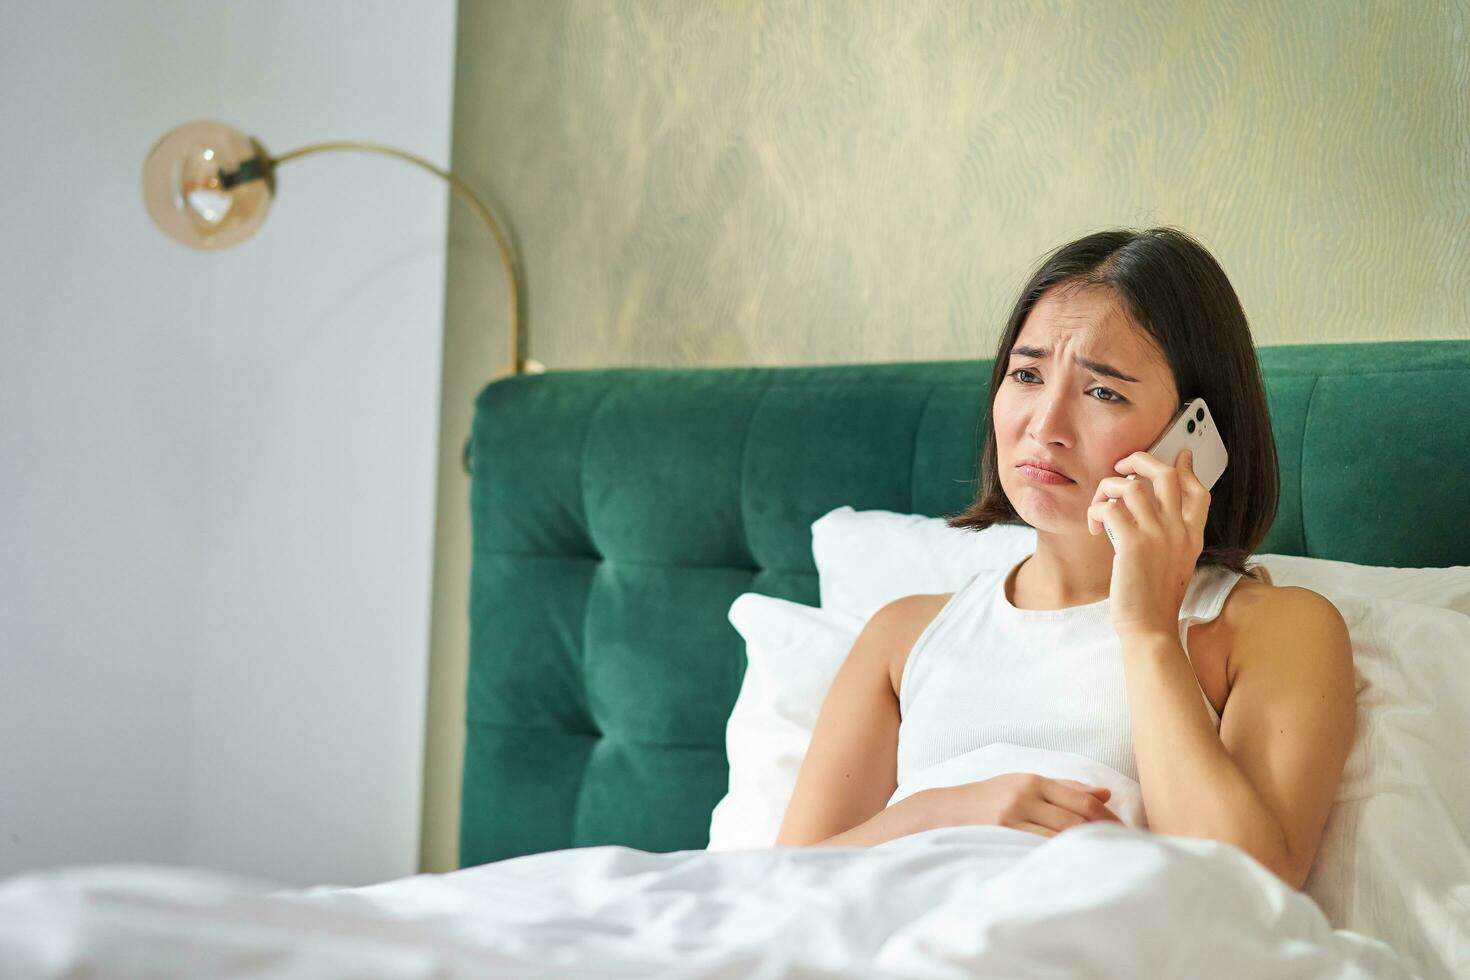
[
  {"left": 1043, "top": 781, "right": 1123, "bottom": 824},
  {"left": 1057, "top": 779, "right": 1112, "bottom": 799},
  {"left": 1030, "top": 800, "right": 1093, "bottom": 833}
]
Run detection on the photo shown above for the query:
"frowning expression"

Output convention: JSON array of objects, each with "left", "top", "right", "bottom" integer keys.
[{"left": 993, "top": 283, "right": 1181, "bottom": 531}]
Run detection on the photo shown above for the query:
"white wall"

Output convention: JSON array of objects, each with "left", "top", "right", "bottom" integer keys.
[{"left": 0, "top": 1, "right": 457, "bottom": 887}]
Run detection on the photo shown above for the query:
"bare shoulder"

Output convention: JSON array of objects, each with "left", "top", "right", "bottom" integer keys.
[
  {"left": 866, "top": 593, "right": 953, "bottom": 700},
  {"left": 1218, "top": 571, "right": 1350, "bottom": 683}
]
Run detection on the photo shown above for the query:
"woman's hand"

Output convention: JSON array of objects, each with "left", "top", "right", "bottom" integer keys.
[
  {"left": 1087, "top": 448, "right": 1210, "bottom": 641},
  {"left": 914, "top": 774, "right": 1123, "bottom": 838}
]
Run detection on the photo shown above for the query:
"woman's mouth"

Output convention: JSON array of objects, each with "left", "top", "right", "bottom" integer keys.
[{"left": 1017, "top": 464, "right": 1075, "bottom": 485}]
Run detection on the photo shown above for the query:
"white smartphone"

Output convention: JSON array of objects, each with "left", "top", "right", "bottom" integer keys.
[
  {"left": 1145, "top": 396, "right": 1229, "bottom": 491},
  {"left": 1103, "top": 396, "right": 1228, "bottom": 545}
]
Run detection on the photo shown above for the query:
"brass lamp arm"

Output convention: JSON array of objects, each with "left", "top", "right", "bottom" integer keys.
[{"left": 269, "top": 140, "right": 540, "bottom": 384}]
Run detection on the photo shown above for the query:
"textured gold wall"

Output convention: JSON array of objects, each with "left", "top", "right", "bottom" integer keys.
[
  {"left": 423, "top": 0, "right": 1470, "bottom": 870},
  {"left": 449, "top": 0, "right": 1467, "bottom": 372}
]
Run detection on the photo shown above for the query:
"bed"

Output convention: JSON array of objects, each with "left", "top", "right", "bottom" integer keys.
[
  {"left": 460, "top": 338, "right": 1469, "bottom": 862},
  {"left": 2, "top": 338, "right": 1468, "bottom": 978}
]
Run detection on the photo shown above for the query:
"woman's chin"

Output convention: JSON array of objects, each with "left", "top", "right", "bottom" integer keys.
[
  {"left": 1011, "top": 486, "right": 1065, "bottom": 521},
  {"left": 1013, "top": 496, "right": 1084, "bottom": 535}
]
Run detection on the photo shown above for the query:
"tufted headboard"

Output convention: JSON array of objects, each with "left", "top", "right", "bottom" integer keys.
[{"left": 459, "top": 340, "right": 1470, "bottom": 867}]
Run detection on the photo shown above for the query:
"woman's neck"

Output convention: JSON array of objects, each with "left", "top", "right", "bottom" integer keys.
[{"left": 1007, "top": 536, "right": 1117, "bottom": 610}]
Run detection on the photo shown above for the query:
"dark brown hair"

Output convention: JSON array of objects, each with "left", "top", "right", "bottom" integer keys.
[{"left": 946, "top": 227, "right": 1279, "bottom": 581}]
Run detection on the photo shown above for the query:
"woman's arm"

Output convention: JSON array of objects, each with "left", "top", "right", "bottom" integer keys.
[
  {"left": 775, "top": 595, "right": 943, "bottom": 847},
  {"left": 1121, "top": 587, "right": 1355, "bottom": 890},
  {"left": 803, "top": 789, "right": 939, "bottom": 847}
]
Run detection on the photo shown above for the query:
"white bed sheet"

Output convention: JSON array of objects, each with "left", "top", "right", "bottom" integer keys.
[{"left": 0, "top": 821, "right": 1417, "bottom": 979}]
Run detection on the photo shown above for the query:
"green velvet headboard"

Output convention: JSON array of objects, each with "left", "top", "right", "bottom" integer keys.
[{"left": 459, "top": 339, "right": 1470, "bottom": 867}]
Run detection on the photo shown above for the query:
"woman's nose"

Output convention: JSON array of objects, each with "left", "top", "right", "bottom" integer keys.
[{"left": 1026, "top": 395, "right": 1075, "bottom": 447}]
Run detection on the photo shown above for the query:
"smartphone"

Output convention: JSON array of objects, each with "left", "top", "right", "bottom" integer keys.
[
  {"left": 1103, "top": 397, "right": 1228, "bottom": 544},
  {"left": 1145, "top": 396, "right": 1229, "bottom": 490}
]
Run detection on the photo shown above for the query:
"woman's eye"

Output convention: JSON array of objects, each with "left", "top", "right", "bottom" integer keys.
[{"left": 1007, "top": 369, "right": 1126, "bottom": 404}]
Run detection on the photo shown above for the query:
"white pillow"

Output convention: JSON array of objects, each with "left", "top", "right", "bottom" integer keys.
[
  {"left": 811, "top": 505, "right": 1037, "bottom": 620},
  {"left": 1303, "top": 594, "right": 1470, "bottom": 980},
  {"left": 708, "top": 594, "right": 864, "bottom": 850},
  {"left": 811, "top": 504, "right": 1470, "bottom": 619},
  {"left": 1252, "top": 553, "right": 1470, "bottom": 618}
]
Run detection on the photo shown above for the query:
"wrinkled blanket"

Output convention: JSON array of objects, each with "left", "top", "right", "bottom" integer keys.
[{"left": 0, "top": 822, "right": 1416, "bottom": 979}]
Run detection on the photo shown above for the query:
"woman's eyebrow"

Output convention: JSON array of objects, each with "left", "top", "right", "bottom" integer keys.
[{"left": 1008, "top": 344, "right": 1140, "bottom": 384}]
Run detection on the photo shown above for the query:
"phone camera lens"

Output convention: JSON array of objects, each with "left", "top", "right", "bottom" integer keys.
[
  {"left": 1187, "top": 420, "right": 1196, "bottom": 433},
  {"left": 1195, "top": 408, "right": 1204, "bottom": 422}
]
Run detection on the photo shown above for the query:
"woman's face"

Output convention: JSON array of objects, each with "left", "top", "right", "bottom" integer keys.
[{"left": 993, "top": 283, "right": 1181, "bottom": 534}]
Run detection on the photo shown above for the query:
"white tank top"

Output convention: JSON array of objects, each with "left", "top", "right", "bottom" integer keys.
[{"left": 896, "top": 554, "right": 1244, "bottom": 786}]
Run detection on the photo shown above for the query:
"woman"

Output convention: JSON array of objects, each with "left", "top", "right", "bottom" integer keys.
[{"left": 775, "top": 227, "right": 1356, "bottom": 891}]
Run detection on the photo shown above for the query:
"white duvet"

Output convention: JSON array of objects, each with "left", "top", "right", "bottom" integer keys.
[{"left": 0, "top": 820, "right": 1415, "bottom": 979}]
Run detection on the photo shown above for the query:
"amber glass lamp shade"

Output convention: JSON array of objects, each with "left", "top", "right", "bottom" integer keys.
[{"left": 142, "top": 120, "right": 275, "bottom": 249}]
